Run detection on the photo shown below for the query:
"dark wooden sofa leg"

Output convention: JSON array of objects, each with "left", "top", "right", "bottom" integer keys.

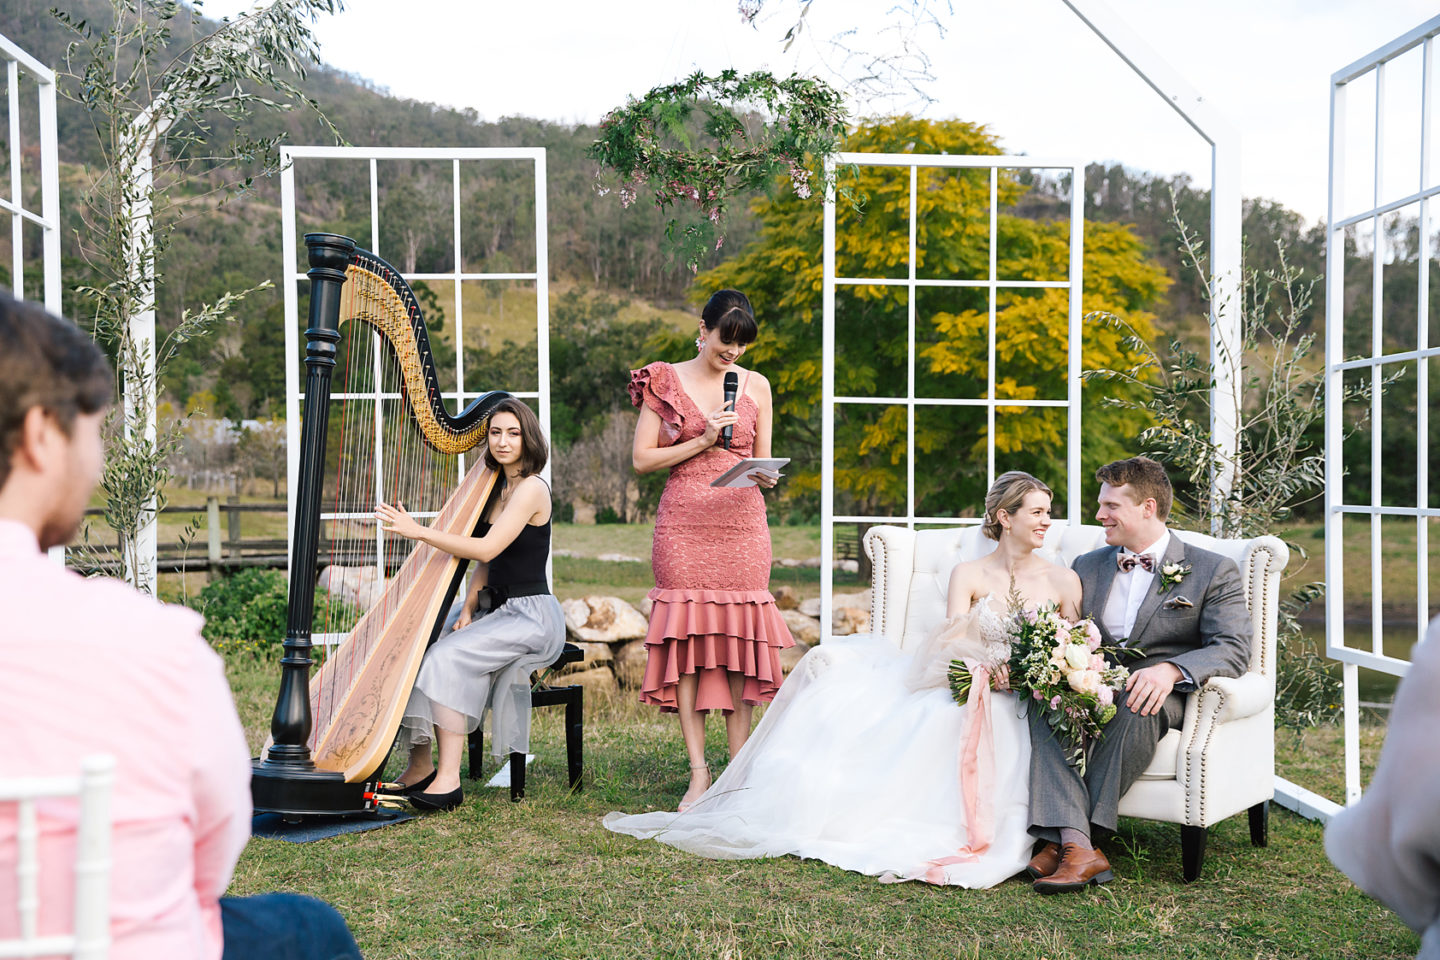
[
  {"left": 509, "top": 751, "right": 526, "bottom": 802},
  {"left": 1249, "top": 800, "right": 1269, "bottom": 847},
  {"left": 1181, "top": 825, "right": 1207, "bottom": 882}
]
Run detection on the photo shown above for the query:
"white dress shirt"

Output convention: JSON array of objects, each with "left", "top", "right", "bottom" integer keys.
[
  {"left": 1101, "top": 530, "right": 1195, "bottom": 689},
  {"left": 1102, "top": 531, "right": 1169, "bottom": 641}
]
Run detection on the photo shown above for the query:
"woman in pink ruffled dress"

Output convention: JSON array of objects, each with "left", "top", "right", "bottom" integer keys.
[{"left": 627, "top": 289, "right": 794, "bottom": 811}]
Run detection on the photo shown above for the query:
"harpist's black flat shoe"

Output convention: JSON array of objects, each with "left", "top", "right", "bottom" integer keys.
[
  {"left": 396, "top": 771, "right": 436, "bottom": 795},
  {"left": 409, "top": 787, "right": 463, "bottom": 812}
]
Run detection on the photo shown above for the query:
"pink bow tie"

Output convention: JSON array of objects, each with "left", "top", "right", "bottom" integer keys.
[{"left": 1117, "top": 552, "right": 1155, "bottom": 573}]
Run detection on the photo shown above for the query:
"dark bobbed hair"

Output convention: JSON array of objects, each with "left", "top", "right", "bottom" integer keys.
[
  {"left": 982, "top": 470, "right": 1053, "bottom": 541},
  {"left": 1095, "top": 455, "right": 1173, "bottom": 521},
  {"left": 0, "top": 294, "right": 112, "bottom": 491},
  {"left": 482, "top": 396, "right": 549, "bottom": 478},
  {"left": 701, "top": 289, "right": 758, "bottom": 345}
]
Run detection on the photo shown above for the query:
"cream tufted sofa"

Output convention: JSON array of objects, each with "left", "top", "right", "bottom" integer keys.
[{"left": 861, "top": 522, "right": 1289, "bottom": 881}]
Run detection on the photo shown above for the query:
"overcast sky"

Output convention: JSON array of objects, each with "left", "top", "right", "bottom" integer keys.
[{"left": 203, "top": 0, "right": 1440, "bottom": 225}]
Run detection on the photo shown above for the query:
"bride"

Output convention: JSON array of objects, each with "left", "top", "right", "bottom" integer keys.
[{"left": 603, "top": 471, "right": 1082, "bottom": 888}]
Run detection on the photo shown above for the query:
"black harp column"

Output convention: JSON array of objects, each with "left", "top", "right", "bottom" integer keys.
[{"left": 251, "top": 233, "right": 369, "bottom": 816}]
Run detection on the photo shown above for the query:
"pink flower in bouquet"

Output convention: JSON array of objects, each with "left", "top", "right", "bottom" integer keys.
[
  {"left": 1097, "top": 684, "right": 1114, "bottom": 707},
  {"left": 1067, "top": 669, "right": 1102, "bottom": 696},
  {"left": 1049, "top": 694, "right": 1062, "bottom": 709},
  {"left": 1085, "top": 620, "right": 1103, "bottom": 651},
  {"left": 1089, "top": 653, "right": 1106, "bottom": 673},
  {"left": 1033, "top": 689, "right": 1045, "bottom": 701}
]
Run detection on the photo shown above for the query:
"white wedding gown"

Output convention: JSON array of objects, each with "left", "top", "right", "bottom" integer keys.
[{"left": 603, "top": 596, "right": 1033, "bottom": 888}]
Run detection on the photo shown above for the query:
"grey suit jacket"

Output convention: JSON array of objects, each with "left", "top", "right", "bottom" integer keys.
[{"left": 1073, "top": 533, "right": 1252, "bottom": 687}]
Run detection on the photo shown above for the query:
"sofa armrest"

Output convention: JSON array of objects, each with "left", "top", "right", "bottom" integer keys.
[
  {"left": 1193, "top": 672, "right": 1274, "bottom": 725},
  {"left": 864, "top": 526, "right": 916, "bottom": 644}
]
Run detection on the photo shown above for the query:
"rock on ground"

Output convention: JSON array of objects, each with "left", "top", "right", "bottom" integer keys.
[
  {"left": 612, "top": 638, "right": 649, "bottom": 689},
  {"left": 561, "top": 640, "right": 614, "bottom": 674},
  {"left": 317, "top": 565, "right": 384, "bottom": 611},
  {"left": 772, "top": 585, "right": 800, "bottom": 610},
  {"left": 831, "top": 589, "right": 872, "bottom": 636},
  {"left": 778, "top": 642, "right": 810, "bottom": 675},
  {"left": 561, "top": 596, "right": 649, "bottom": 643},
  {"left": 781, "top": 608, "right": 820, "bottom": 646}
]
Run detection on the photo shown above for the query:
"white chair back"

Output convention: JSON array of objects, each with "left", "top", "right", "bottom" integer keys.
[
  {"left": 866, "top": 523, "right": 1286, "bottom": 681},
  {"left": 0, "top": 755, "right": 114, "bottom": 960}
]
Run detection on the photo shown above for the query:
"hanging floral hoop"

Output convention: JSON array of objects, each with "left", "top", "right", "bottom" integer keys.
[{"left": 587, "top": 69, "right": 848, "bottom": 270}]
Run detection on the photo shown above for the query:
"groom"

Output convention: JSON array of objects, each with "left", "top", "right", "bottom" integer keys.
[{"left": 1025, "top": 456, "right": 1251, "bottom": 893}]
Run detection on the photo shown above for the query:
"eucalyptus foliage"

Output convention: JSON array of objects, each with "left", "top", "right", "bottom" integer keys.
[
  {"left": 588, "top": 69, "right": 848, "bottom": 270},
  {"left": 54, "top": 0, "right": 341, "bottom": 591},
  {"left": 1086, "top": 217, "right": 1387, "bottom": 726}
]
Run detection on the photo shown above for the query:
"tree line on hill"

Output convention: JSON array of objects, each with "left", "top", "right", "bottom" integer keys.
[{"left": 1, "top": 0, "right": 1432, "bottom": 522}]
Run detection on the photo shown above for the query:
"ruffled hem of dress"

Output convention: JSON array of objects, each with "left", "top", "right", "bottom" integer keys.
[{"left": 639, "top": 588, "right": 795, "bottom": 714}]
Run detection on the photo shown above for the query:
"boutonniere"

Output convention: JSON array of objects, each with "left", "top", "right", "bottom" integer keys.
[{"left": 1157, "top": 561, "right": 1190, "bottom": 593}]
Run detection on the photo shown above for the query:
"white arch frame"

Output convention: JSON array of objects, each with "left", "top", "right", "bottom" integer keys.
[
  {"left": 279, "top": 146, "right": 551, "bottom": 613},
  {"left": 819, "top": 153, "right": 1085, "bottom": 638},
  {"left": 1324, "top": 13, "right": 1440, "bottom": 806},
  {"left": 0, "top": 33, "right": 64, "bottom": 564}
]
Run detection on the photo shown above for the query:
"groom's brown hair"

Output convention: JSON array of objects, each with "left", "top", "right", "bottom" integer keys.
[{"left": 1096, "top": 456, "right": 1172, "bottom": 521}]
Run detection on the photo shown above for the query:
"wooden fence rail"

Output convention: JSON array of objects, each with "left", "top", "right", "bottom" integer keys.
[{"left": 76, "top": 498, "right": 295, "bottom": 578}]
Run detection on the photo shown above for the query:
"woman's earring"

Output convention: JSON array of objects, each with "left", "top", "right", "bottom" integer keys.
[{"left": 695, "top": 336, "right": 706, "bottom": 352}]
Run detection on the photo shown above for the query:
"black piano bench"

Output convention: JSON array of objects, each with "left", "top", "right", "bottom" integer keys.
[{"left": 467, "top": 642, "right": 584, "bottom": 802}]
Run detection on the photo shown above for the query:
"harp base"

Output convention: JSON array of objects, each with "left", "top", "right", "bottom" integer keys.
[{"left": 250, "top": 760, "right": 382, "bottom": 818}]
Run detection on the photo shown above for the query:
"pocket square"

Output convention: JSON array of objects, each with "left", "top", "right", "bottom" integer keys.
[{"left": 1162, "top": 596, "right": 1194, "bottom": 610}]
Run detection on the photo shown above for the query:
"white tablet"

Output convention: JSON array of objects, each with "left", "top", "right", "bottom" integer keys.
[{"left": 710, "top": 457, "right": 790, "bottom": 488}]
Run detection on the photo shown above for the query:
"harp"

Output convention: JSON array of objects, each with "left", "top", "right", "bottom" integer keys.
[{"left": 252, "top": 233, "right": 509, "bottom": 817}]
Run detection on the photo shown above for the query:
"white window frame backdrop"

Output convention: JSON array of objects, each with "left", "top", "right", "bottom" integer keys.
[
  {"left": 0, "top": 33, "right": 63, "bottom": 562},
  {"left": 1325, "top": 14, "right": 1440, "bottom": 806},
  {"left": 819, "top": 154, "right": 1085, "bottom": 638},
  {"left": 279, "top": 146, "right": 550, "bottom": 646}
]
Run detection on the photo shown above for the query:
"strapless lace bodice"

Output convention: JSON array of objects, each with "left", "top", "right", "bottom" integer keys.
[{"left": 971, "top": 595, "right": 1013, "bottom": 667}]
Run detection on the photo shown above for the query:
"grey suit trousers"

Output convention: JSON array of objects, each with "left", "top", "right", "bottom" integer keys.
[{"left": 1027, "top": 690, "right": 1183, "bottom": 842}]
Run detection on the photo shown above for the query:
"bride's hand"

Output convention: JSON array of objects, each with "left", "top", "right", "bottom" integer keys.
[{"left": 989, "top": 663, "right": 1011, "bottom": 692}]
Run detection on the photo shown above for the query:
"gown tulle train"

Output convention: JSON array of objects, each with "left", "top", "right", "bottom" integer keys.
[{"left": 603, "top": 596, "right": 1033, "bottom": 888}]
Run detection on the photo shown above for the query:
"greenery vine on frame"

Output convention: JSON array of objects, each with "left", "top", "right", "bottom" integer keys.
[{"left": 587, "top": 69, "right": 850, "bottom": 270}]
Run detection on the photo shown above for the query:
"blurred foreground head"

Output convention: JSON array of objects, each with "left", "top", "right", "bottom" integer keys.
[{"left": 0, "top": 294, "right": 112, "bottom": 549}]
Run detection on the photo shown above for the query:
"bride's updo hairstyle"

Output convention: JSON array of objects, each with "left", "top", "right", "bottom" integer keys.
[
  {"left": 702, "top": 289, "right": 758, "bottom": 345},
  {"left": 981, "top": 470, "right": 1053, "bottom": 541}
]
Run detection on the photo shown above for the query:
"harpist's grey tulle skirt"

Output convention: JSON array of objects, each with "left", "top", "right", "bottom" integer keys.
[{"left": 398, "top": 593, "right": 566, "bottom": 759}]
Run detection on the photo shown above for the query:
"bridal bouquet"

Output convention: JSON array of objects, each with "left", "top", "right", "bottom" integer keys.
[{"left": 948, "top": 593, "right": 1129, "bottom": 773}]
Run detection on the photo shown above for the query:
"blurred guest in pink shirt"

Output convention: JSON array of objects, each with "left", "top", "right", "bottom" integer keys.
[{"left": 0, "top": 293, "right": 360, "bottom": 959}]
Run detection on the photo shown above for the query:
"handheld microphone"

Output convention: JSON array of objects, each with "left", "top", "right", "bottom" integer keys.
[{"left": 721, "top": 371, "right": 738, "bottom": 450}]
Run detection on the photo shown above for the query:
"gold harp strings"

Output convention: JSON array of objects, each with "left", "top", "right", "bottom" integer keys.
[{"left": 301, "top": 258, "right": 489, "bottom": 776}]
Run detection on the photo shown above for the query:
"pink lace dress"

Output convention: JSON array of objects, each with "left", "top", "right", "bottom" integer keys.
[{"left": 629, "top": 361, "right": 794, "bottom": 713}]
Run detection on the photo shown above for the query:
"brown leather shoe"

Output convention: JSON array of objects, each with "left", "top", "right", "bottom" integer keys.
[
  {"left": 1026, "top": 841, "right": 1062, "bottom": 880},
  {"left": 1032, "top": 843, "right": 1114, "bottom": 893}
]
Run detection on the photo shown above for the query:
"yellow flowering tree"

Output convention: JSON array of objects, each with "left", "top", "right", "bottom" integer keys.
[{"left": 690, "top": 116, "right": 1167, "bottom": 519}]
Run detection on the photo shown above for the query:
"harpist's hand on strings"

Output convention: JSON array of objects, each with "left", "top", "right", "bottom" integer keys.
[{"left": 375, "top": 501, "right": 424, "bottom": 540}]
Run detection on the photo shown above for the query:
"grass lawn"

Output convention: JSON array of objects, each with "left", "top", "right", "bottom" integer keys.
[{"left": 227, "top": 658, "right": 1417, "bottom": 960}]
